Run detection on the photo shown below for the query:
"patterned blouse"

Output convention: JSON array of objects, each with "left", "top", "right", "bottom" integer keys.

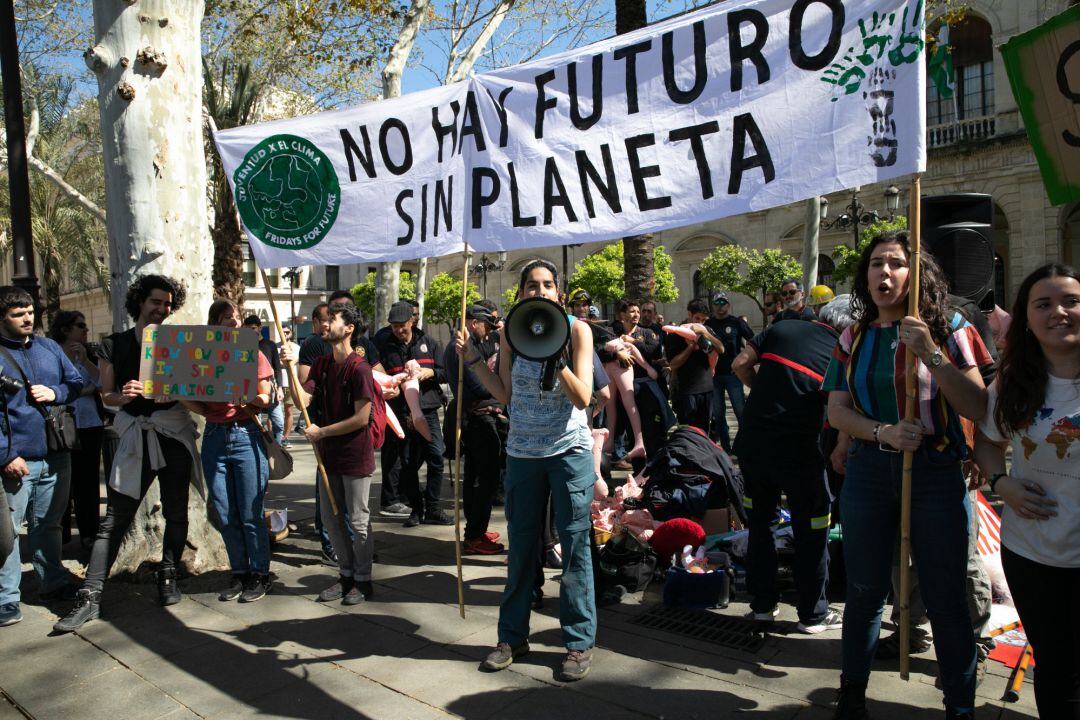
[{"left": 821, "top": 313, "right": 993, "bottom": 454}]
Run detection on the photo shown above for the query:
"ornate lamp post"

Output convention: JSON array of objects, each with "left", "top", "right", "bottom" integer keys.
[
  {"left": 472, "top": 251, "right": 506, "bottom": 298},
  {"left": 282, "top": 267, "right": 301, "bottom": 337},
  {"left": 820, "top": 185, "right": 901, "bottom": 248}
]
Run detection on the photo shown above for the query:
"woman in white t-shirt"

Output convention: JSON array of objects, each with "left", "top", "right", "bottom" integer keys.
[{"left": 974, "top": 263, "right": 1080, "bottom": 720}]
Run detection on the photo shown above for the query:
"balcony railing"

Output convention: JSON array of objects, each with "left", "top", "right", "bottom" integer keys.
[{"left": 928, "top": 115, "right": 997, "bottom": 148}]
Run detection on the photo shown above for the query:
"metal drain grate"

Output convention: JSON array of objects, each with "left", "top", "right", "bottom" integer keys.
[{"left": 629, "top": 606, "right": 767, "bottom": 653}]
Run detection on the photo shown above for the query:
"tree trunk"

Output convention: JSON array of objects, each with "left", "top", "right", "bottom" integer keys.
[
  {"left": 374, "top": 0, "right": 432, "bottom": 328},
  {"left": 88, "top": 0, "right": 227, "bottom": 576},
  {"left": 615, "top": 0, "right": 654, "bottom": 303},
  {"left": 801, "top": 197, "right": 820, "bottom": 291},
  {"left": 211, "top": 185, "right": 246, "bottom": 306}
]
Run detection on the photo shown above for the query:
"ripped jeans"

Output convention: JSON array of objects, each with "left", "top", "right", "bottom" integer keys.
[{"left": 840, "top": 440, "right": 976, "bottom": 709}]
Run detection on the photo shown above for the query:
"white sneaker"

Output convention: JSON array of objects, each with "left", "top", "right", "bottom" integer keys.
[
  {"left": 746, "top": 606, "right": 779, "bottom": 622},
  {"left": 796, "top": 608, "right": 843, "bottom": 634}
]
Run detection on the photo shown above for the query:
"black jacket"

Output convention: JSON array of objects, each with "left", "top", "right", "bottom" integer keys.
[{"left": 378, "top": 330, "right": 446, "bottom": 412}]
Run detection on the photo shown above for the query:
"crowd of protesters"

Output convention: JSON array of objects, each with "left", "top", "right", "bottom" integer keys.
[{"left": 1, "top": 231, "right": 1076, "bottom": 718}]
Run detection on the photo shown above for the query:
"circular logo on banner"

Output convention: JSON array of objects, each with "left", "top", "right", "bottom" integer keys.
[{"left": 234, "top": 134, "right": 340, "bottom": 250}]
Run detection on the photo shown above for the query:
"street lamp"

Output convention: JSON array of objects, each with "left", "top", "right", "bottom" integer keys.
[
  {"left": 820, "top": 185, "right": 901, "bottom": 248},
  {"left": 472, "top": 251, "right": 507, "bottom": 298},
  {"left": 282, "top": 267, "right": 301, "bottom": 338}
]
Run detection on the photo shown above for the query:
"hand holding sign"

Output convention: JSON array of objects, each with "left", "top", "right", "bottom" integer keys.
[{"left": 138, "top": 325, "right": 261, "bottom": 402}]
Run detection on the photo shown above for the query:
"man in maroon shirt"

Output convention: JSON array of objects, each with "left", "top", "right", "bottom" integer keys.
[{"left": 295, "top": 304, "right": 377, "bottom": 605}]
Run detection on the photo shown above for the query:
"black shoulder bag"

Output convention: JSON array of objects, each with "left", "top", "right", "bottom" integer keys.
[{"left": 0, "top": 345, "right": 79, "bottom": 452}]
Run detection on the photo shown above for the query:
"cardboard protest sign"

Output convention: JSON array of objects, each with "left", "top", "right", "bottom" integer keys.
[
  {"left": 1001, "top": 5, "right": 1080, "bottom": 206},
  {"left": 214, "top": 0, "right": 927, "bottom": 269},
  {"left": 138, "top": 325, "right": 260, "bottom": 401}
]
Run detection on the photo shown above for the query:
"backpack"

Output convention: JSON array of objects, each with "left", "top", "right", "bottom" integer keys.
[{"left": 313, "top": 353, "right": 387, "bottom": 450}]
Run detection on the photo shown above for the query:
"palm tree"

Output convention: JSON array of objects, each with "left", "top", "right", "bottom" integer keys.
[
  {"left": 616, "top": 0, "right": 654, "bottom": 303},
  {"left": 204, "top": 60, "right": 262, "bottom": 306}
]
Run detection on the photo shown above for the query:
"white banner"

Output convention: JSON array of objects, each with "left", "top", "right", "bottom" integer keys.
[{"left": 214, "top": 0, "right": 927, "bottom": 269}]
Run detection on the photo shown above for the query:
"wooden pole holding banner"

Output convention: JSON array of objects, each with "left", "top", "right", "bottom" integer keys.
[
  {"left": 204, "top": 118, "right": 338, "bottom": 516},
  {"left": 899, "top": 174, "right": 921, "bottom": 681},
  {"left": 452, "top": 246, "right": 470, "bottom": 618},
  {"left": 259, "top": 267, "right": 339, "bottom": 517}
]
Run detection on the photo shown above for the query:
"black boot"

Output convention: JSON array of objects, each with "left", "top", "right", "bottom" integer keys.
[
  {"left": 833, "top": 677, "right": 870, "bottom": 720},
  {"left": 157, "top": 568, "right": 182, "bottom": 606},
  {"left": 53, "top": 589, "right": 101, "bottom": 633}
]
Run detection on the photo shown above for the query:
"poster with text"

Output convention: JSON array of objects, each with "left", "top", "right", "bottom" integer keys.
[
  {"left": 138, "top": 325, "right": 261, "bottom": 402},
  {"left": 214, "top": 0, "right": 927, "bottom": 268}
]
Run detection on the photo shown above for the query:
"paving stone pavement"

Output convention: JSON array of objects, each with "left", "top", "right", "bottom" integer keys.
[{"left": 1, "top": 437, "right": 1037, "bottom": 719}]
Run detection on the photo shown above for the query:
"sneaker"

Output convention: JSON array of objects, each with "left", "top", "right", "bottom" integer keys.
[
  {"left": 560, "top": 647, "right": 593, "bottom": 681},
  {"left": 342, "top": 586, "right": 366, "bottom": 605},
  {"left": 0, "top": 602, "right": 22, "bottom": 627},
  {"left": 875, "top": 626, "right": 932, "bottom": 659},
  {"left": 318, "top": 576, "right": 351, "bottom": 602},
  {"left": 797, "top": 608, "right": 843, "bottom": 635},
  {"left": 481, "top": 641, "right": 529, "bottom": 671},
  {"left": 52, "top": 590, "right": 100, "bottom": 633},
  {"left": 832, "top": 677, "right": 869, "bottom": 719},
  {"left": 356, "top": 580, "right": 374, "bottom": 600},
  {"left": 463, "top": 537, "right": 505, "bottom": 555},
  {"left": 219, "top": 575, "right": 246, "bottom": 602},
  {"left": 403, "top": 511, "right": 422, "bottom": 528},
  {"left": 423, "top": 509, "right": 453, "bottom": 526},
  {"left": 157, "top": 568, "right": 181, "bottom": 606},
  {"left": 240, "top": 575, "right": 272, "bottom": 603},
  {"left": 379, "top": 502, "right": 411, "bottom": 517},
  {"left": 746, "top": 606, "right": 780, "bottom": 623},
  {"left": 280, "top": 440, "right": 292, "bottom": 449},
  {"left": 321, "top": 547, "right": 339, "bottom": 567}
]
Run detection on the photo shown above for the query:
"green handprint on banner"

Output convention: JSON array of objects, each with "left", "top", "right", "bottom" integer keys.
[{"left": 819, "top": 0, "right": 925, "bottom": 102}]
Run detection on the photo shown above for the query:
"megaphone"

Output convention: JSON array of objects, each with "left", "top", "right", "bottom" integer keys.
[{"left": 503, "top": 296, "right": 571, "bottom": 390}]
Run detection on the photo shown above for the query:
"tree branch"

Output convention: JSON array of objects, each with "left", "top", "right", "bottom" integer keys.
[
  {"left": 448, "top": 0, "right": 516, "bottom": 83},
  {"left": 382, "top": 0, "right": 433, "bottom": 100},
  {"left": 28, "top": 155, "right": 107, "bottom": 224}
]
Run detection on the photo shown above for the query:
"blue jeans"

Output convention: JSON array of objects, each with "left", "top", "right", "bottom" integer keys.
[
  {"left": 201, "top": 422, "right": 270, "bottom": 575},
  {"left": 711, "top": 373, "right": 746, "bottom": 453},
  {"left": 841, "top": 440, "right": 975, "bottom": 709},
  {"left": 0, "top": 453, "right": 72, "bottom": 604},
  {"left": 266, "top": 402, "right": 285, "bottom": 444},
  {"left": 500, "top": 448, "right": 596, "bottom": 651}
]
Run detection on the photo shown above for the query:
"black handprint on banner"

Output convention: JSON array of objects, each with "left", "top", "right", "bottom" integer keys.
[{"left": 865, "top": 67, "right": 898, "bottom": 167}]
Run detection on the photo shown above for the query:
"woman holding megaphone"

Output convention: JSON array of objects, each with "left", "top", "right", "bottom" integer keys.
[{"left": 456, "top": 258, "right": 597, "bottom": 682}]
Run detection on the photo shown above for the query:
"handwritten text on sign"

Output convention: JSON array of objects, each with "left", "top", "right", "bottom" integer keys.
[{"left": 139, "top": 325, "right": 260, "bottom": 401}]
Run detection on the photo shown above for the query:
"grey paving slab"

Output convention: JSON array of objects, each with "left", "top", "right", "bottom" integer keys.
[
  {"left": 13, "top": 667, "right": 186, "bottom": 720},
  {"left": 221, "top": 666, "right": 452, "bottom": 720}
]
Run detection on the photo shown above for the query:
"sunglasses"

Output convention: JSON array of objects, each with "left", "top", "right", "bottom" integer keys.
[{"left": 781, "top": 289, "right": 800, "bottom": 297}]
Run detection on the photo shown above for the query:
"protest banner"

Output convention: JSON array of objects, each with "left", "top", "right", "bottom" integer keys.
[
  {"left": 138, "top": 324, "right": 261, "bottom": 401},
  {"left": 1000, "top": 4, "right": 1080, "bottom": 206},
  {"left": 213, "top": 0, "right": 927, "bottom": 269}
]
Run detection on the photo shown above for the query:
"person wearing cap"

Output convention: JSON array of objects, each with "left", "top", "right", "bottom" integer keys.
[
  {"left": 380, "top": 301, "right": 451, "bottom": 528},
  {"left": 444, "top": 304, "right": 507, "bottom": 555},
  {"left": 705, "top": 292, "right": 754, "bottom": 454},
  {"left": 776, "top": 279, "right": 816, "bottom": 322}
]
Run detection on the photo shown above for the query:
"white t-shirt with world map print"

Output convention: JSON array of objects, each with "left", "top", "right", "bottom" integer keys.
[{"left": 980, "top": 375, "right": 1080, "bottom": 568}]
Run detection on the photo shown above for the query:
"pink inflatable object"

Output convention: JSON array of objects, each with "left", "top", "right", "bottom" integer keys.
[
  {"left": 403, "top": 360, "right": 432, "bottom": 441},
  {"left": 662, "top": 324, "right": 718, "bottom": 375}
]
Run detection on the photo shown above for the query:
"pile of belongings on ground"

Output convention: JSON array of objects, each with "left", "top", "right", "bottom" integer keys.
[{"left": 590, "top": 427, "right": 746, "bottom": 605}]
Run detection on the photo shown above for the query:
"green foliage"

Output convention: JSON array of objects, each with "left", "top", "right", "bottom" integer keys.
[
  {"left": 423, "top": 273, "right": 481, "bottom": 332},
  {"left": 569, "top": 242, "right": 678, "bottom": 305},
  {"left": 697, "top": 245, "right": 801, "bottom": 319},
  {"left": 830, "top": 216, "right": 909, "bottom": 287},
  {"left": 501, "top": 285, "right": 520, "bottom": 314},
  {"left": 350, "top": 271, "right": 417, "bottom": 322}
]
